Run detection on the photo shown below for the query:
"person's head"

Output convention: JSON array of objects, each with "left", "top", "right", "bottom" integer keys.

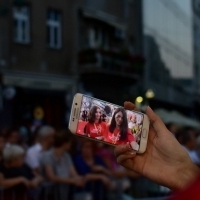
[
  {"left": 81, "top": 140, "right": 95, "bottom": 158},
  {"left": 133, "top": 115, "right": 137, "bottom": 123},
  {"left": 101, "top": 113, "right": 107, "bottom": 122},
  {"left": 38, "top": 126, "right": 55, "bottom": 149},
  {"left": 3, "top": 145, "right": 25, "bottom": 168},
  {"left": 5, "top": 129, "right": 20, "bottom": 145},
  {"left": 180, "top": 130, "right": 196, "bottom": 150},
  {"left": 166, "top": 123, "right": 178, "bottom": 135},
  {"left": 88, "top": 106, "right": 102, "bottom": 123},
  {"left": 104, "top": 105, "right": 111, "bottom": 115},
  {"left": 109, "top": 107, "right": 128, "bottom": 140},
  {"left": 54, "top": 130, "right": 73, "bottom": 151}
]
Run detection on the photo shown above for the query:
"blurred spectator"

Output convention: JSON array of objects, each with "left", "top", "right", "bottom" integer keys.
[
  {"left": 178, "top": 129, "right": 199, "bottom": 164},
  {"left": 81, "top": 110, "right": 88, "bottom": 121},
  {"left": 0, "top": 145, "right": 43, "bottom": 200},
  {"left": 0, "top": 135, "right": 5, "bottom": 162},
  {"left": 73, "top": 140, "right": 113, "bottom": 200},
  {"left": 40, "top": 130, "right": 84, "bottom": 200},
  {"left": 1, "top": 127, "right": 9, "bottom": 137},
  {"left": 25, "top": 126, "right": 55, "bottom": 172},
  {"left": 96, "top": 143, "right": 139, "bottom": 199},
  {"left": 18, "top": 126, "right": 30, "bottom": 149},
  {"left": 28, "top": 127, "right": 41, "bottom": 146},
  {"left": 192, "top": 135, "right": 200, "bottom": 166},
  {"left": 4, "top": 129, "right": 20, "bottom": 147},
  {"left": 166, "top": 123, "right": 178, "bottom": 136}
]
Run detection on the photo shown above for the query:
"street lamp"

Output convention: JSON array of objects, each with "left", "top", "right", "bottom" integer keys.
[
  {"left": 135, "top": 96, "right": 143, "bottom": 109},
  {"left": 136, "top": 96, "right": 143, "bottom": 103},
  {"left": 144, "top": 89, "right": 155, "bottom": 108},
  {"left": 145, "top": 89, "right": 155, "bottom": 99}
]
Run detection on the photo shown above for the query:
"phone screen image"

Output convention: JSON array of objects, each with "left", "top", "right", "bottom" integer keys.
[{"left": 76, "top": 95, "right": 144, "bottom": 151}]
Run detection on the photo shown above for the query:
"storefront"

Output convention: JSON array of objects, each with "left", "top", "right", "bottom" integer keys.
[{"left": 0, "top": 71, "right": 78, "bottom": 130}]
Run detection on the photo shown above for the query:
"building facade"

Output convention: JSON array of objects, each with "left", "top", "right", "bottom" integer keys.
[
  {"left": 76, "top": 0, "right": 144, "bottom": 104},
  {"left": 192, "top": 0, "right": 200, "bottom": 118},
  {"left": 143, "top": 0, "right": 195, "bottom": 113},
  {"left": 0, "top": 0, "right": 144, "bottom": 129}
]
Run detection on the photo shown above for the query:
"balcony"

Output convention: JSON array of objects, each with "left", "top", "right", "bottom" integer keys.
[{"left": 78, "top": 48, "right": 145, "bottom": 79}]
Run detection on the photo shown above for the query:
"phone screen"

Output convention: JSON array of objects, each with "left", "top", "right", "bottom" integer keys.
[{"left": 76, "top": 95, "right": 144, "bottom": 151}]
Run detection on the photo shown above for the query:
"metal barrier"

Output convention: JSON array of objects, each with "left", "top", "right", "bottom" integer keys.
[{"left": 0, "top": 182, "right": 171, "bottom": 200}]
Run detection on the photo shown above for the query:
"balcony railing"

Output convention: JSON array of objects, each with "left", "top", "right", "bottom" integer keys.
[{"left": 78, "top": 49, "right": 145, "bottom": 76}]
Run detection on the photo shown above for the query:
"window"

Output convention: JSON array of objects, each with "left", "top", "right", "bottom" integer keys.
[
  {"left": 47, "top": 10, "right": 62, "bottom": 49},
  {"left": 88, "top": 27, "right": 109, "bottom": 49},
  {"left": 13, "top": 6, "right": 30, "bottom": 44}
]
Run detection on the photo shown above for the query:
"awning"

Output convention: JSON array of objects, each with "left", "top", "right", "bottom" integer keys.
[
  {"left": 155, "top": 108, "right": 200, "bottom": 130},
  {"left": 2, "top": 71, "right": 78, "bottom": 91},
  {"left": 82, "top": 8, "right": 126, "bottom": 30}
]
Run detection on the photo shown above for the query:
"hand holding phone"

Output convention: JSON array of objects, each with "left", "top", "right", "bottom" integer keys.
[
  {"left": 114, "top": 102, "right": 200, "bottom": 191},
  {"left": 69, "top": 93, "right": 150, "bottom": 153}
]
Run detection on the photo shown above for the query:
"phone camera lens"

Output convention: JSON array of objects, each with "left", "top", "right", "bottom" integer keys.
[{"left": 75, "top": 103, "right": 77, "bottom": 105}]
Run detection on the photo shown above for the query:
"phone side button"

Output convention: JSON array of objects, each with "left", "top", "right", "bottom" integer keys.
[{"left": 142, "top": 129, "right": 147, "bottom": 138}]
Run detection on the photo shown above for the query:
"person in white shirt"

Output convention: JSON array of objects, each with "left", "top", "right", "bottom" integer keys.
[{"left": 25, "top": 126, "right": 55, "bottom": 172}]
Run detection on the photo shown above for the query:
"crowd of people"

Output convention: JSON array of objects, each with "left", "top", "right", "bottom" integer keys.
[
  {"left": 0, "top": 125, "right": 140, "bottom": 200},
  {"left": 0, "top": 110, "right": 199, "bottom": 200},
  {"left": 168, "top": 124, "right": 200, "bottom": 166}
]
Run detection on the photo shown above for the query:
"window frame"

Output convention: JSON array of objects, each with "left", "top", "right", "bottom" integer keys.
[
  {"left": 46, "top": 9, "right": 63, "bottom": 50},
  {"left": 13, "top": 5, "right": 31, "bottom": 44}
]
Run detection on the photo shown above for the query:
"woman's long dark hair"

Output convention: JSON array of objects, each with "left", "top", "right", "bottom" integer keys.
[
  {"left": 109, "top": 107, "right": 128, "bottom": 140},
  {"left": 88, "top": 106, "right": 102, "bottom": 123}
]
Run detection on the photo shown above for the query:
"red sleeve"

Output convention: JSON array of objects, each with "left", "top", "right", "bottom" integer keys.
[
  {"left": 127, "top": 130, "right": 135, "bottom": 142},
  {"left": 169, "top": 176, "right": 200, "bottom": 200},
  {"left": 85, "top": 123, "right": 90, "bottom": 135},
  {"left": 103, "top": 124, "right": 109, "bottom": 141}
]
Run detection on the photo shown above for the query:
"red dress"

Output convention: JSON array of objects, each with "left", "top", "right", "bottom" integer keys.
[
  {"left": 85, "top": 122, "right": 107, "bottom": 140},
  {"left": 106, "top": 127, "right": 135, "bottom": 145}
]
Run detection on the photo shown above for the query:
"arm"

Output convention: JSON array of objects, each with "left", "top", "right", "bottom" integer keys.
[
  {"left": 127, "top": 131, "right": 135, "bottom": 142},
  {"left": 69, "top": 166, "right": 80, "bottom": 178},
  {"left": 30, "top": 172, "right": 44, "bottom": 188},
  {"left": 85, "top": 173, "right": 103, "bottom": 181},
  {"left": 44, "top": 165, "right": 74, "bottom": 184},
  {"left": 85, "top": 123, "right": 90, "bottom": 136},
  {"left": 91, "top": 165, "right": 111, "bottom": 175},
  {"left": 0, "top": 173, "right": 29, "bottom": 188}
]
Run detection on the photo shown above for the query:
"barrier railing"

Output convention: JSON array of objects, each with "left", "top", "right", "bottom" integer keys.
[{"left": 0, "top": 182, "right": 170, "bottom": 200}]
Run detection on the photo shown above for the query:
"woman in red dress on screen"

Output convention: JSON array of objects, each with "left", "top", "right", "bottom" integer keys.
[
  {"left": 106, "top": 108, "right": 139, "bottom": 150},
  {"left": 84, "top": 106, "right": 107, "bottom": 141}
]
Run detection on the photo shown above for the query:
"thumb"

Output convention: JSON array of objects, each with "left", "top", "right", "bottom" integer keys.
[{"left": 146, "top": 106, "right": 168, "bottom": 137}]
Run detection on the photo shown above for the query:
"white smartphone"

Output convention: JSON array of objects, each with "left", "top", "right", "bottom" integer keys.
[{"left": 68, "top": 93, "right": 150, "bottom": 153}]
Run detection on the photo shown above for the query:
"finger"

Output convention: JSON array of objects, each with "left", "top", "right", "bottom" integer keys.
[
  {"left": 114, "top": 143, "right": 131, "bottom": 157},
  {"left": 145, "top": 106, "right": 168, "bottom": 136},
  {"left": 124, "top": 102, "right": 140, "bottom": 112},
  {"left": 116, "top": 151, "right": 136, "bottom": 164}
]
